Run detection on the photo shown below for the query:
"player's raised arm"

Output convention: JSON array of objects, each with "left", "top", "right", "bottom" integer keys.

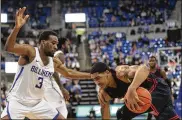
[
  {"left": 4, "top": 7, "right": 34, "bottom": 56},
  {"left": 53, "top": 57, "right": 91, "bottom": 79}
]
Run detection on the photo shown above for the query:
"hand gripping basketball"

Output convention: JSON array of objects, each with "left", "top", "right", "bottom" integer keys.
[{"left": 125, "top": 87, "right": 152, "bottom": 113}]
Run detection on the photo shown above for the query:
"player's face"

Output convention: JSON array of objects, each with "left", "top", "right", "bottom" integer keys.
[
  {"left": 149, "top": 57, "right": 156, "bottom": 68},
  {"left": 91, "top": 72, "right": 109, "bottom": 89},
  {"left": 43, "top": 35, "right": 58, "bottom": 57}
]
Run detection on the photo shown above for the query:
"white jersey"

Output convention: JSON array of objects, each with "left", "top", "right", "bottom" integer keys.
[{"left": 7, "top": 47, "right": 54, "bottom": 105}]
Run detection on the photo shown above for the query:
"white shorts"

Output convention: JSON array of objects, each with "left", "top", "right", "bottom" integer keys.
[
  {"left": 44, "top": 80, "right": 68, "bottom": 118},
  {"left": 1, "top": 99, "right": 59, "bottom": 119}
]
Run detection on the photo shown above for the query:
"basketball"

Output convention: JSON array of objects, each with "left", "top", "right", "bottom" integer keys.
[{"left": 125, "top": 87, "right": 152, "bottom": 113}]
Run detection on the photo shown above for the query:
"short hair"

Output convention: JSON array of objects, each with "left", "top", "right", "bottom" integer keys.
[
  {"left": 149, "top": 55, "right": 157, "bottom": 61},
  {"left": 90, "top": 62, "right": 110, "bottom": 74},
  {"left": 38, "top": 30, "right": 58, "bottom": 43}
]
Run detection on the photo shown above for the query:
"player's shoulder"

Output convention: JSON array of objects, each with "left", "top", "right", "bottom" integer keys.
[{"left": 26, "top": 45, "right": 36, "bottom": 59}]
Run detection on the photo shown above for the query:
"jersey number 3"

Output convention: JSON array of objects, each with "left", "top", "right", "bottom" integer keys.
[{"left": 35, "top": 77, "right": 43, "bottom": 89}]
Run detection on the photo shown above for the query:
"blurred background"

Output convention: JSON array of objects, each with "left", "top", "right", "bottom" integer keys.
[{"left": 1, "top": 0, "right": 182, "bottom": 119}]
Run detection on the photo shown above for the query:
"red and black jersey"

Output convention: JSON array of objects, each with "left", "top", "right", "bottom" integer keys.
[{"left": 104, "top": 69, "right": 172, "bottom": 116}]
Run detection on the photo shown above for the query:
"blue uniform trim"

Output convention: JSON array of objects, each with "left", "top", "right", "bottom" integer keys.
[
  {"left": 9, "top": 67, "right": 24, "bottom": 92},
  {"left": 7, "top": 102, "right": 12, "bottom": 120},
  {"left": 53, "top": 111, "right": 60, "bottom": 120}
]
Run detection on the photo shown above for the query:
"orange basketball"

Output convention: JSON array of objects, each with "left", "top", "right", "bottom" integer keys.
[{"left": 125, "top": 87, "right": 152, "bottom": 113}]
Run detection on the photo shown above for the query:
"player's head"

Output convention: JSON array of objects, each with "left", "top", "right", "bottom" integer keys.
[
  {"left": 90, "top": 62, "right": 110, "bottom": 89},
  {"left": 39, "top": 30, "right": 58, "bottom": 57},
  {"left": 148, "top": 55, "right": 157, "bottom": 68},
  {"left": 54, "top": 50, "right": 65, "bottom": 64}
]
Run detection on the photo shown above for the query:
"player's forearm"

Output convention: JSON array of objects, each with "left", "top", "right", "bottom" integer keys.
[
  {"left": 53, "top": 72, "right": 64, "bottom": 90},
  {"left": 67, "top": 72, "right": 91, "bottom": 79},
  {"left": 129, "top": 65, "right": 150, "bottom": 89},
  {"left": 101, "top": 105, "right": 110, "bottom": 119},
  {"left": 4, "top": 27, "right": 20, "bottom": 52},
  {"left": 67, "top": 69, "right": 91, "bottom": 79}
]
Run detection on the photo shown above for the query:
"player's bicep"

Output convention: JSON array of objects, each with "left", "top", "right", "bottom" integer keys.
[{"left": 5, "top": 44, "right": 34, "bottom": 56}]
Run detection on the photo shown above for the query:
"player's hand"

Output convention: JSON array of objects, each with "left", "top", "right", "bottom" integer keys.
[
  {"left": 98, "top": 89, "right": 111, "bottom": 107},
  {"left": 62, "top": 88, "right": 70, "bottom": 101},
  {"left": 15, "top": 7, "right": 29, "bottom": 29},
  {"left": 124, "top": 87, "right": 144, "bottom": 111}
]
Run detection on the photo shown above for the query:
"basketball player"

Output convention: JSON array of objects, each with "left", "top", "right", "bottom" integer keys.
[
  {"left": 147, "top": 55, "right": 173, "bottom": 120},
  {"left": 148, "top": 55, "right": 172, "bottom": 88},
  {"left": 90, "top": 62, "right": 179, "bottom": 120},
  {"left": 23, "top": 51, "right": 69, "bottom": 119},
  {"left": 1, "top": 7, "right": 90, "bottom": 119}
]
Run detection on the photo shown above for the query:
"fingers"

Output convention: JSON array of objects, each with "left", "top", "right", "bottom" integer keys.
[
  {"left": 136, "top": 97, "right": 145, "bottom": 106},
  {"left": 17, "top": 7, "right": 29, "bottom": 20},
  {"left": 64, "top": 96, "right": 69, "bottom": 101},
  {"left": 16, "top": 11, "right": 19, "bottom": 17},
  {"left": 18, "top": 8, "right": 21, "bottom": 15},
  {"left": 24, "top": 15, "right": 30, "bottom": 21},
  {"left": 19, "top": 7, "right": 26, "bottom": 16},
  {"left": 63, "top": 90, "right": 70, "bottom": 101},
  {"left": 133, "top": 101, "right": 140, "bottom": 111},
  {"left": 98, "top": 94, "right": 106, "bottom": 106},
  {"left": 66, "top": 94, "right": 70, "bottom": 100},
  {"left": 126, "top": 100, "right": 142, "bottom": 111}
]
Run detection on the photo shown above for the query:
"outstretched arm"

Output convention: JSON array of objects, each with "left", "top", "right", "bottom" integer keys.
[
  {"left": 67, "top": 69, "right": 91, "bottom": 80},
  {"left": 4, "top": 7, "right": 33, "bottom": 57},
  {"left": 54, "top": 57, "right": 91, "bottom": 79}
]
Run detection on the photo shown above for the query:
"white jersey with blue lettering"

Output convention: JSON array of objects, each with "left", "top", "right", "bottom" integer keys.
[{"left": 7, "top": 47, "right": 54, "bottom": 105}]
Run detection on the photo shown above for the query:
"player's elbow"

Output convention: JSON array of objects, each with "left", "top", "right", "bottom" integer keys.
[{"left": 4, "top": 44, "right": 13, "bottom": 52}]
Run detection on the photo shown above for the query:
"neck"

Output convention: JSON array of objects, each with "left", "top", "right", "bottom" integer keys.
[
  {"left": 107, "top": 74, "right": 117, "bottom": 88},
  {"left": 39, "top": 46, "right": 49, "bottom": 65},
  {"left": 150, "top": 66, "right": 156, "bottom": 71}
]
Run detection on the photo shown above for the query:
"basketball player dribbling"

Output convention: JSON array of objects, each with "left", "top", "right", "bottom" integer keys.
[
  {"left": 90, "top": 62, "right": 179, "bottom": 120},
  {"left": 1, "top": 7, "right": 91, "bottom": 119}
]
